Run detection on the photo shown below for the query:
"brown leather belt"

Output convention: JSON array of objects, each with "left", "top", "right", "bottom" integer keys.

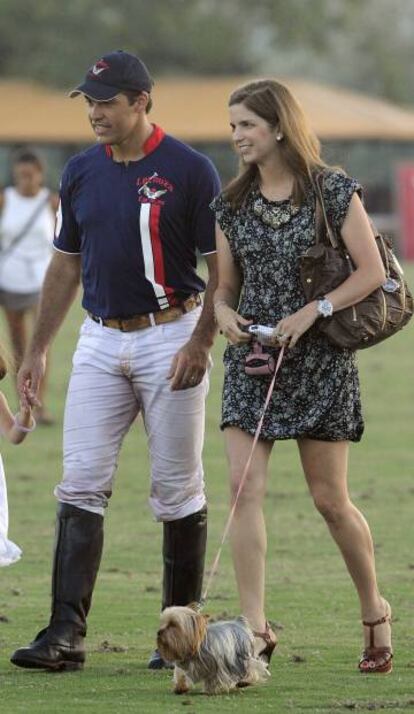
[{"left": 88, "top": 294, "right": 202, "bottom": 332}]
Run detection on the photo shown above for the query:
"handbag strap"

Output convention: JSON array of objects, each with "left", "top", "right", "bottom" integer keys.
[
  {"left": 313, "top": 172, "right": 339, "bottom": 249},
  {"left": 0, "top": 190, "right": 51, "bottom": 258}
]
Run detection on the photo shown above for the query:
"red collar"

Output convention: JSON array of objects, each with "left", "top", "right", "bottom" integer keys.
[
  {"left": 142, "top": 124, "right": 165, "bottom": 155},
  {"left": 105, "top": 124, "right": 165, "bottom": 159}
]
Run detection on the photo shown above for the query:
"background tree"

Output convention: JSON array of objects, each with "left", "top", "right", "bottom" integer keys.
[{"left": 0, "top": 0, "right": 413, "bottom": 105}]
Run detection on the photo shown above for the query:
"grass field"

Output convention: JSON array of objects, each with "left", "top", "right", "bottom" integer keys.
[{"left": 0, "top": 267, "right": 413, "bottom": 713}]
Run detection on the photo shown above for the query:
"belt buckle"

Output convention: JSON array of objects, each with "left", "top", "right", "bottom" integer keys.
[
  {"left": 120, "top": 315, "right": 151, "bottom": 331},
  {"left": 188, "top": 294, "right": 200, "bottom": 311}
]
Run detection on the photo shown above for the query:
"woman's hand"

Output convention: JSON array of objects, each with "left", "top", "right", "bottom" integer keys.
[
  {"left": 215, "top": 303, "right": 252, "bottom": 345},
  {"left": 272, "top": 301, "right": 318, "bottom": 348}
]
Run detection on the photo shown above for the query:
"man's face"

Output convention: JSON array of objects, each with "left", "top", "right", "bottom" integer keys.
[{"left": 85, "top": 93, "right": 143, "bottom": 145}]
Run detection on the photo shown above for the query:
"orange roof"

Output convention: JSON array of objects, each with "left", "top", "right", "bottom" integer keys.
[{"left": 1, "top": 77, "right": 414, "bottom": 143}]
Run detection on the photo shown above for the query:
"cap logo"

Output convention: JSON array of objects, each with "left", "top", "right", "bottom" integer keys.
[{"left": 91, "top": 59, "right": 110, "bottom": 76}]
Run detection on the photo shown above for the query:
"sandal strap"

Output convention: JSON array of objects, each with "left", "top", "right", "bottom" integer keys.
[
  {"left": 253, "top": 621, "right": 273, "bottom": 644},
  {"left": 362, "top": 613, "right": 389, "bottom": 628},
  {"left": 362, "top": 646, "right": 392, "bottom": 659},
  {"left": 362, "top": 610, "right": 391, "bottom": 649}
]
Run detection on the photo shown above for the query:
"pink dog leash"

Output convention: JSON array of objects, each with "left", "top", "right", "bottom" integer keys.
[{"left": 200, "top": 345, "right": 285, "bottom": 608}]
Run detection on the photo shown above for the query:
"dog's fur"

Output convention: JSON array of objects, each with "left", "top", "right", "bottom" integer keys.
[{"left": 157, "top": 605, "right": 269, "bottom": 695}]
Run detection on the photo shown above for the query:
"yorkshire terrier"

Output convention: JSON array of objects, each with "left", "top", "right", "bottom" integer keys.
[{"left": 157, "top": 605, "right": 270, "bottom": 695}]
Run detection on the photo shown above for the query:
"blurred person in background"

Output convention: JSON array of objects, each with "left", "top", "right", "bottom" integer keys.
[
  {"left": 0, "top": 150, "right": 58, "bottom": 425},
  {"left": 10, "top": 50, "right": 219, "bottom": 673},
  {"left": 212, "top": 79, "right": 392, "bottom": 675}
]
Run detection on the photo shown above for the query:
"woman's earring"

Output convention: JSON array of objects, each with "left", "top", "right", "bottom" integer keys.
[{"left": 276, "top": 132, "right": 283, "bottom": 142}]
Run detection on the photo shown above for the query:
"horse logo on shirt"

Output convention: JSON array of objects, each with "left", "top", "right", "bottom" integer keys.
[{"left": 137, "top": 173, "right": 173, "bottom": 205}]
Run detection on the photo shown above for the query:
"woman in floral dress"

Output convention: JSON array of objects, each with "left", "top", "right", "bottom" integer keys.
[{"left": 212, "top": 79, "right": 393, "bottom": 674}]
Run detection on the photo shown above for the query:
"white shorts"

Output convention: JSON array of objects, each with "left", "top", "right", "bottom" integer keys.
[{"left": 54, "top": 308, "right": 209, "bottom": 521}]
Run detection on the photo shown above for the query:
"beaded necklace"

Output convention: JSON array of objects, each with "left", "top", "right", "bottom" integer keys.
[{"left": 252, "top": 190, "right": 300, "bottom": 229}]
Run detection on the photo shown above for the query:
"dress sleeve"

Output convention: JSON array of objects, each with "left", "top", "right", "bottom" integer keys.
[
  {"left": 53, "top": 161, "right": 81, "bottom": 254},
  {"left": 210, "top": 193, "right": 235, "bottom": 236},
  {"left": 322, "top": 170, "right": 363, "bottom": 234}
]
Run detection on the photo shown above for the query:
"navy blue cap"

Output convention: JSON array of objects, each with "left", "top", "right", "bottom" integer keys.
[{"left": 70, "top": 50, "right": 153, "bottom": 100}]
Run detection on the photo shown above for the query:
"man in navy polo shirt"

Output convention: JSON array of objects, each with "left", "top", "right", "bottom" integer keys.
[{"left": 11, "top": 50, "right": 220, "bottom": 672}]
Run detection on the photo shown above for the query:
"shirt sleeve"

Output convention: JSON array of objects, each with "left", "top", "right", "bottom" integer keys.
[
  {"left": 53, "top": 161, "right": 81, "bottom": 254},
  {"left": 189, "top": 156, "right": 221, "bottom": 255},
  {"left": 322, "top": 170, "right": 363, "bottom": 234},
  {"left": 210, "top": 193, "right": 234, "bottom": 236}
]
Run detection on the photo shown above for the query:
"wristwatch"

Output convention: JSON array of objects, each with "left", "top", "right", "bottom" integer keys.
[{"left": 316, "top": 297, "right": 334, "bottom": 318}]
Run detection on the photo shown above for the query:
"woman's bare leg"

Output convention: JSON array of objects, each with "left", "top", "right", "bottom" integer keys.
[
  {"left": 225, "top": 427, "right": 273, "bottom": 633},
  {"left": 298, "top": 438, "right": 391, "bottom": 655}
]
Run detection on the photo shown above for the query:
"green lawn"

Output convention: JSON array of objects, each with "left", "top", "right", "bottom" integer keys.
[{"left": 0, "top": 267, "right": 413, "bottom": 713}]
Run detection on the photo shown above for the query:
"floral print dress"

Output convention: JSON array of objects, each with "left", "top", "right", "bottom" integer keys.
[{"left": 211, "top": 171, "right": 364, "bottom": 442}]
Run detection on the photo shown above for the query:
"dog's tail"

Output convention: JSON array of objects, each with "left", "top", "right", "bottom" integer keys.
[
  {"left": 245, "top": 657, "right": 271, "bottom": 685},
  {"left": 235, "top": 615, "right": 250, "bottom": 626}
]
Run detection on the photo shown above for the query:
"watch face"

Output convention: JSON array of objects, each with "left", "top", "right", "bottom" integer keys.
[{"left": 318, "top": 299, "right": 333, "bottom": 317}]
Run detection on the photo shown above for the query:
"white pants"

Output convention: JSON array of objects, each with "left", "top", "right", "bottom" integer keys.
[{"left": 55, "top": 309, "right": 209, "bottom": 521}]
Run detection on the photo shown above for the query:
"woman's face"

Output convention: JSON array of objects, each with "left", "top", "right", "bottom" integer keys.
[
  {"left": 13, "top": 162, "right": 43, "bottom": 196},
  {"left": 229, "top": 102, "right": 279, "bottom": 165}
]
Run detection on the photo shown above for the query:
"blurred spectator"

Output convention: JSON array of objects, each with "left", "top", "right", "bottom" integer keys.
[{"left": 0, "top": 150, "right": 58, "bottom": 424}]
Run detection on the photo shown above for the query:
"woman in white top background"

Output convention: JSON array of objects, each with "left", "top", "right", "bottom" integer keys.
[{"left": 0, "top": 150, "right": 58, "bottom": 424}]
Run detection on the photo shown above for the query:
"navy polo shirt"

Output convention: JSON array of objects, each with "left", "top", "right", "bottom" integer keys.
[{"left": 54, "top": 125, "right": 221, "bottom": 318}]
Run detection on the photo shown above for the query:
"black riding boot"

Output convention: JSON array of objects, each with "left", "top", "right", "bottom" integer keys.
[
  {"left": 11, "top": 503, "right": 104, "bottom": 671},
  {"left": 148, "top": 506, "right": 207, "bottom": 670}
]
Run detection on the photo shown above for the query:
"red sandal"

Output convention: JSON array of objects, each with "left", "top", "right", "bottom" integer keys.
[
  {"left": 358, "top": 605, "right": 393, "bottom": 675},
  {"left": 253, "top": 621, "right": 278, "bottom": 665}
]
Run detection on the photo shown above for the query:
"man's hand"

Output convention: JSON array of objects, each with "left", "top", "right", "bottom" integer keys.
[
  {"left": 17, "top": 353, "right": 46, "bottom": 409},
  {"left": 167, "top": 337, "right": 210, "bottom": 391}
]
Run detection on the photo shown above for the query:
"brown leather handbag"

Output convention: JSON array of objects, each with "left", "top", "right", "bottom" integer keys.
[{"left": 299, "top": 172, "right": 413, "bottom": 350}]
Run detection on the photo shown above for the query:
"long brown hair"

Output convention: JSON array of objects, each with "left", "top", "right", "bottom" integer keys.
[{"left": 223, "top": 79, "right": 329, "bottom": 210}]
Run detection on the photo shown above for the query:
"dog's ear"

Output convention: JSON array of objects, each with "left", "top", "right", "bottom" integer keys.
[
  {"left": 186, "top": 601, "right": 210, "bottom": 622},
  {"left": 186, "top": 601, "right": 200, "bottom": 612},
  {"left": 190, "top": 611, "right": 207, "bottom": 655}
]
